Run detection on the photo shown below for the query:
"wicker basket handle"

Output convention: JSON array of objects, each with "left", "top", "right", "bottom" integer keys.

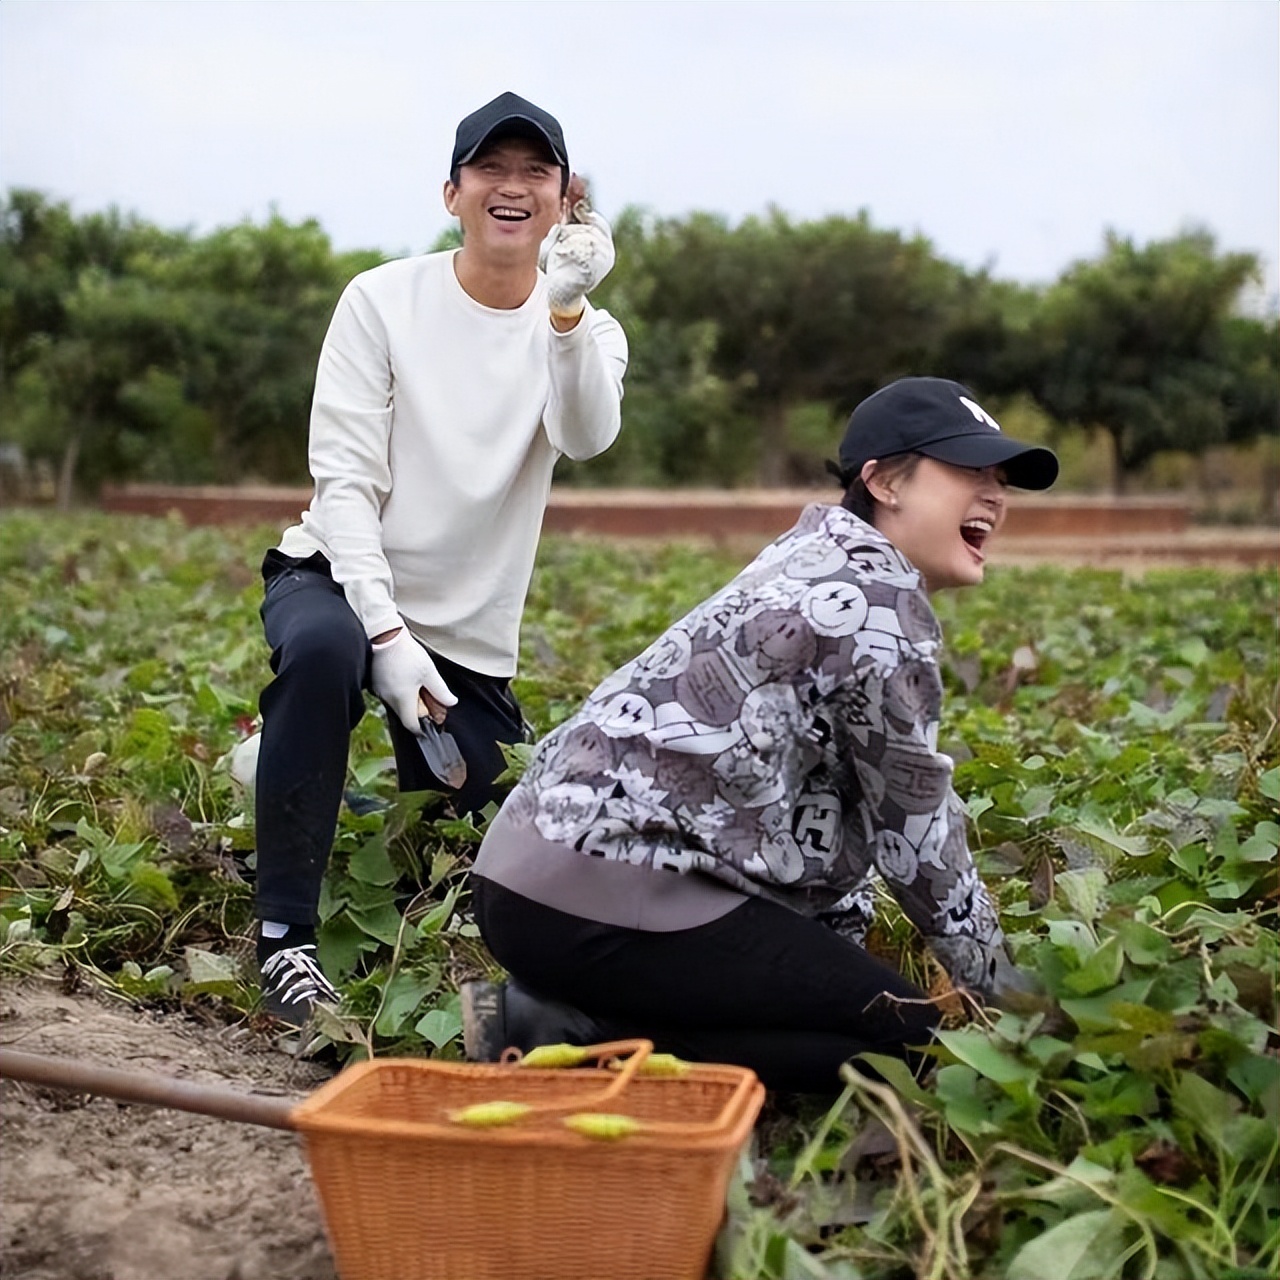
[{"left": 506, "top": 1037, "right": 655, "bottom": 1118}]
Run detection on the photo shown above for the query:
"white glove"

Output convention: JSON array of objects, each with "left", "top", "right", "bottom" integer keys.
[
  {"left": 369, "top": 628, "right": 457, "bottom": 734},
  {"left": 539, "top": 210, "right": 615, "bottom": 320}
]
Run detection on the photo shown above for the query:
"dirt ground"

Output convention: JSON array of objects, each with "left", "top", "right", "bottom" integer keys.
[{"left": 0, "top": 977, "right": 339, "bottom": 1280}]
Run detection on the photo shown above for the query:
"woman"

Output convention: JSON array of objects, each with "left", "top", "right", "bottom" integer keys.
[{"left": 463, "top": 377, "right": 1058, "bottom": 1093}]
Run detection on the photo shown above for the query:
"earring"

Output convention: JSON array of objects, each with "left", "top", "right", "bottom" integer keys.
[{"left": 888, "top": 497, "right": 901, "bottom": 511}]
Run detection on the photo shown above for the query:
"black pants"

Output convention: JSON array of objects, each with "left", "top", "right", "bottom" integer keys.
[
  {"left": 255, "top": 550, "right": 525, "bottom": 925},
  {"left": 472, "top": 877, "right": 941, "bottom": 1094}
]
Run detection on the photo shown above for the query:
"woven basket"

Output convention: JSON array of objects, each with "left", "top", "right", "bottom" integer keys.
[{"left": 289, "top": 1039, "right": 763, "bottom": 1280}]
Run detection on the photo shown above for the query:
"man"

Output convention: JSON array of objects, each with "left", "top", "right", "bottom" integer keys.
[{"left": 250, "top": 92, "right": 627, "bottom": 1025}]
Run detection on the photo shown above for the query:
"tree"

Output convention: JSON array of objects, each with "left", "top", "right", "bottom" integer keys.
[
  {"left": 1, "top": 191, "right": 384, "bottom": 500},
  {"left": 1020, "top": 230, "right": 1268, "bottom": 492},
  {"left": 0, "top": 194, "right": 196, "bottom": 505},
  {"left": 600, "top": 208, "right": 967, "bottom": 486},
  {"left": 155, "top": 216, "right": 383, "bottom": 483}
]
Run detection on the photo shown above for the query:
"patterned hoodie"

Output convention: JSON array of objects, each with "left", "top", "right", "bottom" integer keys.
[{"left": 484, "top": 502, "right": 1008, "bottom": 995}]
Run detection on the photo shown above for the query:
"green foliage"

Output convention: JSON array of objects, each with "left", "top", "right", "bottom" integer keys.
[
  {"left": 0, "top": 189, "right": 384, "bottom": 504},
  {"left": 718, "top": 563, "right": 1278, "bottom": 1279},
  {"left": 7, "top": 189, "right": 1275, "bottom": 500},
  {"left": 590, "top": 206, "right": 977, "bottom": 486},
  {"left": 1021, "top": 230, "right": 1275, "bottom": 490},
  {"left": 1, "top": 512, "right": 1276, "bottom": 1277}
]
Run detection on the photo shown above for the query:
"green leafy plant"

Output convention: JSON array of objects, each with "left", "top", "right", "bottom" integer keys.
[{"left": 2, "top": 511, "right": 1275, "bottom": 1276}]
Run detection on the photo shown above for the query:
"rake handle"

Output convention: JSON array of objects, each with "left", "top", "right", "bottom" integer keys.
[{"left": 0, "top": 1046, "right": 298, "bottom": 1130}]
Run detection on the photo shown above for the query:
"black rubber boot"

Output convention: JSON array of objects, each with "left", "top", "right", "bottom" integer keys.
[{"left": 461, "top": 979, "right": 605, "bottom": 1061}]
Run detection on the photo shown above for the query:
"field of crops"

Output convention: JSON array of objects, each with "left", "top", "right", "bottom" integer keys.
[{"left": 1, "top": 509, "right": 1277, "bottom": 1280}]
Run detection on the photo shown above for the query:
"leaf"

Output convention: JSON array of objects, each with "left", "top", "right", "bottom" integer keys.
[
  {"left": 936, "top": 1027, "right": 1040, "bottom": 1090},
  {"left": 965, "top": 793, "right": 995, "bottom": 821},
  {"left": 126, "top": 863, "right": 179, "bottom": 911},
  {"left": 851, "top": 1053, "right": 941, "bottom": 1110},
  {"left": 1006, "top": 1208, "right": 1128, "bottom": 1280},
  {"left": 374, "top": 970, "right": 432, "bottom": 1037},
  {"left": 1258, "top": 767, "right": 1280, "bottom": 802},
  {"left": 934, "top": 1064, "right": 1005, "bottom": 1135},
  {"left": 1228, "top": 1052, "right": 1280, "bottom": 1118},
  {"left": 1165, "top": 906, "right": 1252, "bottom": 943},
  {"left": 1071, "top": 816, "right": 1151, "bottom": 860},
  {"left": 1113, "top": 918, "right": 1174, "bottom": 967},
  {"left": 348, "top": 901, "right": 405, "bottom": 946},
  {"left": 1048, "top": 918, "right": 1098, "bottom": 966},
  {"left": 117, "top": 962, "right": 178, "bottom": 997},
  {"left": 185, "top": 948, "right": 238, "bottom": 985},
  {"left": 635, "top": 1053, "right": 692, "bottom": 1077},
  {"left": 1057, "top": 867, "right": 1108, "bottom": 923},
  {"left": 1146, "top": 957, "right": 1206, "bottom": 1014},
  {"left": 184, "top": 946, "right": 240, "bottom": 992},
  {"left": 1105, "top": 1001, "right": 1175, "bottom": 1035},
  {"left": 1237, "top": 820, "right": 1280, "bottom": 861},
  {"left": 1062, "top": 935, "right": 1125, "bottom": 996},
  {"left": 348, "top": 839, "right": 398, "bottom": 886},
  {"left": 1014, "top": 1155, "right": 1114, "bottom": 1204},
  {"left": 350, "top": 754, "right": 396, "bottom": 787},
  {"left": 1170, "top": 1072, "right": 1239, "bottom": 1153},
  {"left": 774, "top": 1238, "right": 833, "bottom": 1280},
  {"left": 117, "top": 706, "right": 175, "bottom": 762},
  {"left": 1221, "top": 1114, "right": 1280, "bottom": 1164},
  {"left": 1059, "top": 978, "right": 1156, "bottom": 1032},
  {"left": 415, "top": 1003, "right": 462, "bottom": 1049},
  {"left": 318, "top": 914, "right": 378, "bottom": 978},
  {"left": 342, "top": 879, "right": 399, "bottom": 912},
  {"left": 1028, "top": 852, "right": 1056, "bottom": 909}
]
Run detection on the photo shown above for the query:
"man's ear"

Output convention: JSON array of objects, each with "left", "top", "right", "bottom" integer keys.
[
  {"left": 442, "top": 179, "right": 460, "bottom": 217},
  {"left": 860, "top": 460, "right": 894, "bottom": 506}
]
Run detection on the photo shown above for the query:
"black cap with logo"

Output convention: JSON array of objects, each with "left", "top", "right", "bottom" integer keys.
[
  {"left": 838, "top": 377, "right": 1058, "bottom": 491},
  {"left": 451, "top": 91, "right": 568, "bottom": 173}
]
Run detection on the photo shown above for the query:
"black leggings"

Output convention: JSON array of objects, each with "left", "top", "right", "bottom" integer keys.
[
  {"left": 472, "top": 877, "right": 941, "bottom": 1094},
  {"left": 255, "top": 550, "right": 526, "bottom": 925}
]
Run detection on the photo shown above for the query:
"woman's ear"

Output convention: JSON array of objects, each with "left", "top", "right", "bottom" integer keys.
[{"left": 861, "top": 460, "right": 895, "bottom": 508}]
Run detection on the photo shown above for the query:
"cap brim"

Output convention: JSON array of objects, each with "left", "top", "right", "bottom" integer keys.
[{"left": 920, "top": 436, "right": 1059, "bottom": 491}]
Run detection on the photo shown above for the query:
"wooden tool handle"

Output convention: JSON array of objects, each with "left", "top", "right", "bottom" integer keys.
[{"left": 0, "top": 1046, "right": 298, "bottom": 1130}]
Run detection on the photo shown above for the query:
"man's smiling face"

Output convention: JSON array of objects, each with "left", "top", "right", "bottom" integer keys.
[{"left": 444, "top": 136, "right": 564, "bottom": 268}]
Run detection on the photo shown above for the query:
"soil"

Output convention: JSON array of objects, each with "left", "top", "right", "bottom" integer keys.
[{"left": 0, "top": 977, "right": 339, "bottom": 1280}]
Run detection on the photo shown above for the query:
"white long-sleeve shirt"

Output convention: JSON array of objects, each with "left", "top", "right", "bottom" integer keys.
[{"left": 277, "top": 249, "right": 628, "bottom": 676}]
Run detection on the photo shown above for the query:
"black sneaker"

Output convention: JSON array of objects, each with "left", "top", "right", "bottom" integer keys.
[{"left": 259, "top": 942, "right": 339, "bottom": 1027}]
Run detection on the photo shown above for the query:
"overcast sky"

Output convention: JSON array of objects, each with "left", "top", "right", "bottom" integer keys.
[{"left": 3, "top": 0, "right": 1277, "bottom": 306}]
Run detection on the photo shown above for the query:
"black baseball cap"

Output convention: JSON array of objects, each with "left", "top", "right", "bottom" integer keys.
[
  {"left": 450, "top": 92, "right": 568, "bottom": 173},
  {"left": 838, "top": 377, "right": 1059, "bottom": 491}
]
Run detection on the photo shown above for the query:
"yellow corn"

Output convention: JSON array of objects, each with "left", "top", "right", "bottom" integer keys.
[
  {"left": 563, "top": 1112, "right": 643, "bottom": 1141},
  {"left": 448, "top": 1100, "right": 532, "bottom": 1128}
]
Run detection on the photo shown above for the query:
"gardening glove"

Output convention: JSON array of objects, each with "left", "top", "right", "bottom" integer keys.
[
  {"left": 987, "top": 949, "right": 1043, "bottom": 1011},
  {"left": 369, "top": 627, "right": 456, "bottom": 734},
  {"left": 539, "top": 209, "right": 615, "bottom": 321},
  {"left": 985, "top": 949, "right": 1071, "bottom": 1030}
]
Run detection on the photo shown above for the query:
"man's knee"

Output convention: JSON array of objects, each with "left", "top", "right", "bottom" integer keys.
[{"left": 273, "top": 609, "right": 368, "bottom": 697}]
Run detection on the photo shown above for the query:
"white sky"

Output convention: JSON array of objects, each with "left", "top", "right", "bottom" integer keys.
[{"left": 2, "top": 0, "right": 1277, "bottom": 306}]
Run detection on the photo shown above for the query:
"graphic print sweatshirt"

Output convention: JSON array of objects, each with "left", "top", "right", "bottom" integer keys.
[{"left": 475, "top": 503, "right": 1009, "bottom": 996}]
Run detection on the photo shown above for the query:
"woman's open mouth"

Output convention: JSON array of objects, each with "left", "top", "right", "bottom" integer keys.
[{"left": 960, "top": 517, "right": 994, "bottom": 555}]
